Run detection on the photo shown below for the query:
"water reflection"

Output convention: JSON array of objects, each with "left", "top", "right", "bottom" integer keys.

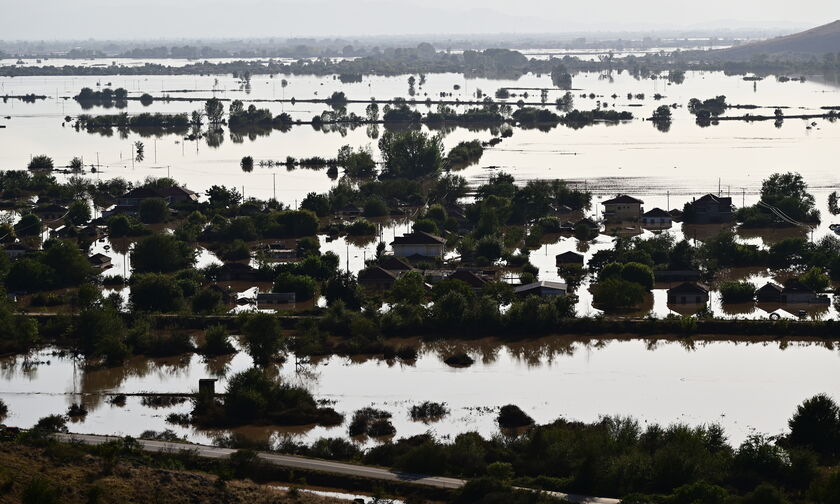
[{"left": 2, "top": 338, "right": 840, "bottom": 446}]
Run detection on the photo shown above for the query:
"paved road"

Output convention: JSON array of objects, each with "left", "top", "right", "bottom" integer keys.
[{"left": 56, "top": 432, "right": 620, "bottom": 504}]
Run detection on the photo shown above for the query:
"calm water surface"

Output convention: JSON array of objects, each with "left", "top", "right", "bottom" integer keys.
[{"left": 1, "top": 340, "right": 838, "bottom": 447}]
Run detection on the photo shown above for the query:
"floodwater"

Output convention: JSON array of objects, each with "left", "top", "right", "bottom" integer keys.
[
  {"left": 3, "top": 68, "right": 840, "bottom": 317},
  {"left": 2, "top": 64, "right": 840, "bottom": 445},
  {"left": 1, "top": 340, "right": 838, "bottom": 447}
]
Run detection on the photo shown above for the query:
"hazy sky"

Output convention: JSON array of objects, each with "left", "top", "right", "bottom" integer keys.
[{"left": 2, "top": 0, "right": 839, "bottom": 40}]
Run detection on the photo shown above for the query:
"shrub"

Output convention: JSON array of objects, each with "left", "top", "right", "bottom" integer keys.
[
  {"left": 410, "top": 401, "right": 449, "bottom": 422},
  {"left": 348, "top": 407, "right": 395, "bottom": 437},
  {"left": 199, "top": 325, "right": 235, "bottom": 356},
  {"left": 719, "top": 282, "right": 756, "bottom": 304},
  {"left": 497, "top": 405, "right": 534, "bottom": 429},
  {"left": 22, "top": 476, "right": 59, "bottom": 504},
  {"left": 33, "top": 414, "right": 68, "bottom": 433}
]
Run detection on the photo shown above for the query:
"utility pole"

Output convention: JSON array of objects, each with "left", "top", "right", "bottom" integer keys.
[
  {"left": 273, "top": 173, "right": 276, "bottom": 201},
  {"left": 667, "top": 190, "right": 670, "bottom": 211}
]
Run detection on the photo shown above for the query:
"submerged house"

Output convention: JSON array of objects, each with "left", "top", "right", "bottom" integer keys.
[
  {"left": 781, "top": 281, "right": 829, "bottom": 304},
  {"left": 358, "top": 266, "right": 399, "bottom": 291},
  {"left": 514, "top": 281, "right": 568, "bottom": 298},
  {"left": 641, "top": 208, "right": 672, "bottom": 228},
  {"left": 391, "top": 231, "right": 446, "bottom": 258},
  {"left": 33, "top": 203, "right": 68, "bottom": 222},
  {"left": 756, "top": 282, "right": 783, "bottom": 303},
  {"left": 602, "top": 195, "right": 644, "bottom": 222},
  {"left": 216, "top": 262, "right": 261, "bottom": 282},
  {"left": 447, "top": 269, "right": 490, "bottom": 291},
  {"left": 256, "top": 292, "right": 296, "bottom": 305},
  {"left": 556, "top": 251, "right": 585, "bottom": 267},
  {"left": 667, "top": 282, "right": 710, "bottom": 305},
  {"left": 3, "top": 242, "right": 33, "bottom": 260},
  {"left": 683, "top": 194, "right": 735, "bottom": 224},
  {"left": 88, "top": 253, "right": 112, "bottom": 271},
  {"left": 378, "top": 255, "right": 415, "bottom": 274},
  {"left": 654, "top": 269, "right": 702, "bottom": 283}
]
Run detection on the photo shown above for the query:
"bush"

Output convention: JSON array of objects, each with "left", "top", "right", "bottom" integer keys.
[
  {"left": 444, "top": 353, "right": 475, "bottom": 367},
  {"left": 719, "top": 282, "right": 756, "bottom": 304},
  {"left": 22, "top": 476, "right": 59, "bottom": 504},
  {"left": 410, "top": 401, "right": 449, "bottom": 422},
  {"left": 199, "top": 325, "right": 235, "bottom": 356},
  {"left": 348, "top": 407, "right": 395, "bottom": 437},
  {"left": 195, "top": 367, "right": 340, "bottom": 428},
  {"left": 497, "top": 405, "right": 534, "bottom": 429},
  {"left": 33, "top": 414, "right": 68, "bottom": 433}
]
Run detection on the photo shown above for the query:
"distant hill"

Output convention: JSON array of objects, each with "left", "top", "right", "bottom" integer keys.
[{"left": 711, "top": 20, "right": 840, "bottom": 60}]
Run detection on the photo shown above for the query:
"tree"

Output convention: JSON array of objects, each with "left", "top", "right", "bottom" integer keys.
[
  {"left": 74, "top": 305, "right": 130, "bottom": 364},
  {"left": 337, "top": 145, "right": 376, "bottom": 178},
  {"left": 66, "top": 200, "right": 91, "bottom": 225},
  {"left": 192, "top": 287, "right": 223, "bottom": 314},
  {"left": 41, "top": 239, "right": 93, "bottom": 287},
  {"left": 239, "top": 313, "right": 283, "bottom": 366},
  {"left": 390, "top": 271, "right": 426, "bottom": 305},
  {"left": 130, "top": 273, "right": 185, "bottom": 312},
  {"left": 138, "top": 197, "right": 169, "bottom": 224},
  {"left": 788, "top": 394, "right": 840, "bottom": 461},
  {"left": 760, "top": 172, "right": 817, "bottom": 222},
  {"left": 27, "top": 155, "right": 54, "bottom": 171},
  {"left": 273, "top": 272, "right": 317, "bottom": 301},
  {"left": 652, "top": 105, "right": 672, "bottom": 121},
  {"left": 130, "top": 233, "right": 195, "bottom": 273},
  {"left": 14, "top": 213, "right": 41, "bottom": 236},
  {"left": 324, "top": 272, "right": 363, "bottom": 310},
  {"left": 476, "top": 236, "right": 504, "bottom": 262},
  {"left": 378, "top": 130, "right": 443, "bottom": 178},
  {"left": 301, "top": 192, "right": 330, "bottom": 217},
  {"left": 620, "top": 262, "right": 655, "bottom": 290},
  {"left": 69, "top": 157, "right": 84, "bottom": 172},
  {"left": 593, "top": 278, "right": 646, "bottom": 310},
  {"left": 799, "top": 267, "right": 830, "bottom": 292},
  {"left": 199, "top": 325, "right": 235, "bottom": 356},
  {"left": 205, "top": 98, "right": 224, "bottom": 124},
  {"left": 240, "top": 156, "right": 254, "bottom": 172}
]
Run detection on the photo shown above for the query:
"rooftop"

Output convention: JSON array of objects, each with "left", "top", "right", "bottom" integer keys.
[
  {"left": 391, "top": 231, "right": 447, "bottom": 246},
  {"left": 602, "top": 194, "right": 644, "bottom": 205}
]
